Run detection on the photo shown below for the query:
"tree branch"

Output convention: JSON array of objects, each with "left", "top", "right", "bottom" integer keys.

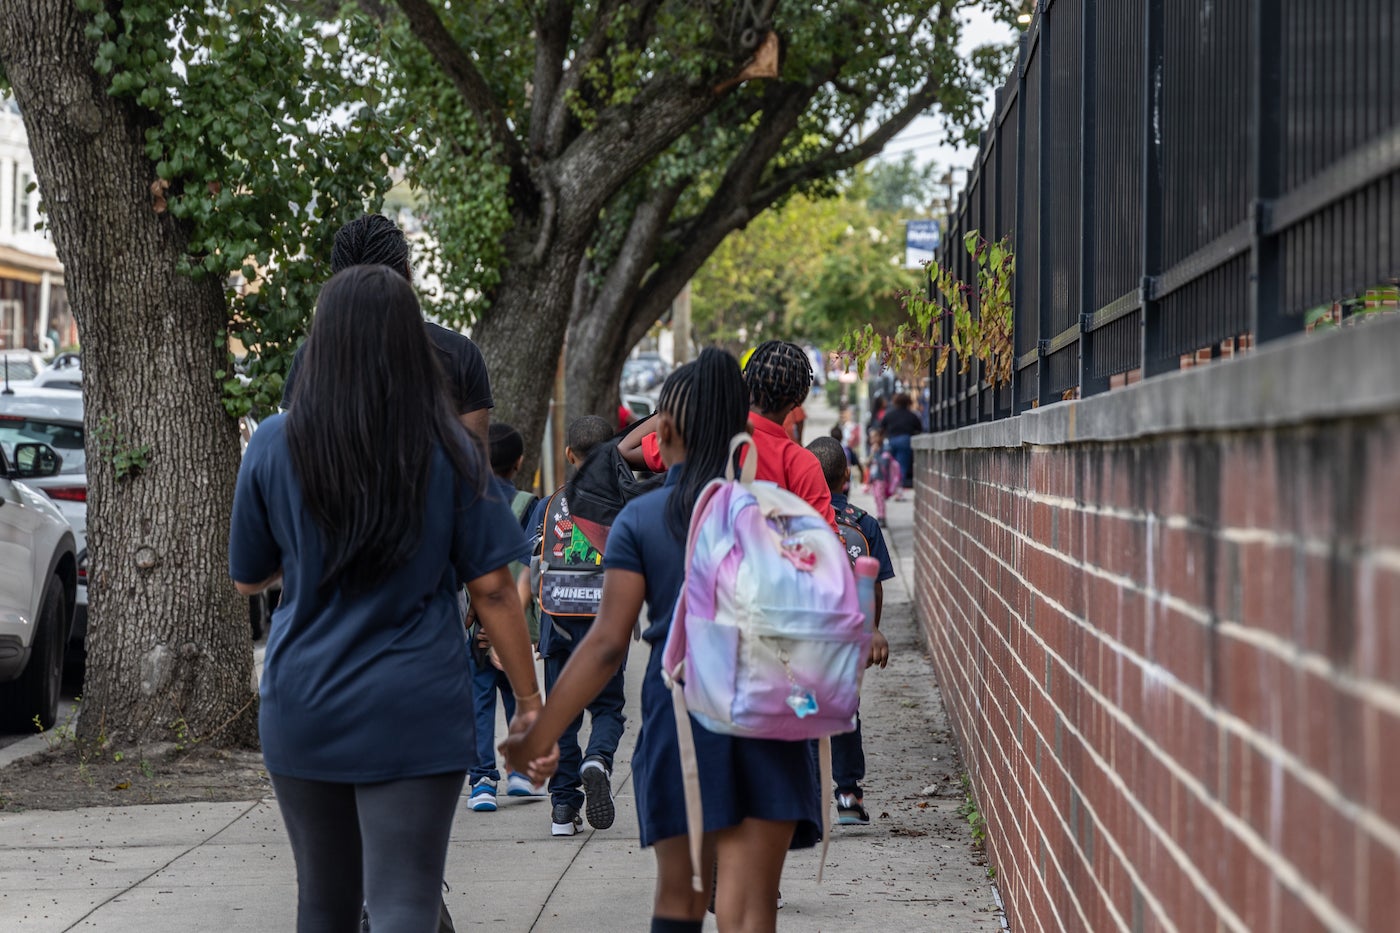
[
  {"left": 392, "top": 0, "right": 534, "bottom": 204},
  {"left": 527, "top": 0, "right": 572, "bottom": 154},
  {"left": 543, "top": 0, "right": 625, "bottom": 156}
]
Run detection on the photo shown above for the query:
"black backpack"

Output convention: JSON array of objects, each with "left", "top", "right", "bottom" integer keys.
[{"left": 564, "top": 414, "right": 665, "bottom": 553}]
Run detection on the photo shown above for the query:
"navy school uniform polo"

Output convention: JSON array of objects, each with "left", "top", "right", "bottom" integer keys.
[{"left": 229, "top": 414, "right": 527, "bottom": 782}]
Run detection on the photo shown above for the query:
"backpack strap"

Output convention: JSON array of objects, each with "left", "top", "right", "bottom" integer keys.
[
  {"left": 724, "top": 432, "right": 758, "bottom": 484},
  {"left": 660, "top": 474, "right": 732, "bottom": 893}
]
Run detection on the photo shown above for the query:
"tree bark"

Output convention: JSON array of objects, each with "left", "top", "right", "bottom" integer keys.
[{"left": 0, "top": 1, "right": 257, "bottom": 748}]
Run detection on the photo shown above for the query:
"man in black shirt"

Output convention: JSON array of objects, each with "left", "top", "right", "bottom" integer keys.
[
  {"left": 879, "top": 392, "right": 923, "bottom": 490},
  {"left": 280, "top": 215, "right": 494, "bottom": 442}
]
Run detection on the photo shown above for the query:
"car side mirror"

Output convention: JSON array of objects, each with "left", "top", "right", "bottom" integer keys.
[{"left": 13, "top": 442, "right": 63, "bottom": 479}]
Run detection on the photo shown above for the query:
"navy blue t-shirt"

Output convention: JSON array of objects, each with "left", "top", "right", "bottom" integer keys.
[
  {"left": 229, "top": 414, "right": 526, "bottom": 781},
  {"left": 832, "top": 493, "right": 896, "bottom": 583},
  {"left": 602, "top": 467, "right": 689, "bottom": 644}
]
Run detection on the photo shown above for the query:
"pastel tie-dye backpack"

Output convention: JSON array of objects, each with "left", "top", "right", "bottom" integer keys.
[{"left": 661, "top": 433, "right": 870, "bottom": 889}]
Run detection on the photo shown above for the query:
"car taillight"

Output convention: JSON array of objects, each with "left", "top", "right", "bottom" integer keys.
[{"left": 46, "top": 486, "right": 86, "bottom": 502}]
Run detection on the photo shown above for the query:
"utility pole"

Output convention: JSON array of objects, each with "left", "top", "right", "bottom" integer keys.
[{"left": 672, "top": 281, "right": 692, "bottom": 365}]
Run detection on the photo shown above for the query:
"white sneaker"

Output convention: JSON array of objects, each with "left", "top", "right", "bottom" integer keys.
[
  {"left": 506, "top": 771, "right": 544, "bottom": 797},
  {"left": 551, "top": 803, "right": 582, "bottom": 836},
  {"left": 468, "top": 778, "right": 497, "bottom": 812}
]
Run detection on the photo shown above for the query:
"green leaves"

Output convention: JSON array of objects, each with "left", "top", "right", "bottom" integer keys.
[{"left": 85, "top": 1, "right": 400, "bottom": 418}]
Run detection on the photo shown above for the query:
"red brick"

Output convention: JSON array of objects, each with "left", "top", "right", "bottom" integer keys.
[
  {"left": 1368, "top": 705, "right": 1400, "bottom": 831},
  {"left": 1357, "top": 562, "right": 1400, "bottom": 685},
  {"left": 1274, "top": 881, "right": 1332, "bottom": 933}
]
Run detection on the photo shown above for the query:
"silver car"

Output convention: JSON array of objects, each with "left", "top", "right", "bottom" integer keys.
[
  {"left": 0, "top": 388, "right": 87, "bottom": 666},
  {"left": 0, "top": 438, "right": 77, "bottom": 730}
]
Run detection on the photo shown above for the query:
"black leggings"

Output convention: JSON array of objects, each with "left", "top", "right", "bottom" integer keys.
[{"left": 271, "top": 770, "right": 465, "bottom": 933}]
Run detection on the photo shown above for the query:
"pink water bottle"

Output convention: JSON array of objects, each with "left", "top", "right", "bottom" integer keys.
[{"left": 854, "top": 556, "right": 879, "bottom": 633}]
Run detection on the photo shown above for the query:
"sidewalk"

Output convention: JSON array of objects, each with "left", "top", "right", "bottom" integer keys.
[{"left": 0, "top": 405, "right": 1003, "bottom": 931}]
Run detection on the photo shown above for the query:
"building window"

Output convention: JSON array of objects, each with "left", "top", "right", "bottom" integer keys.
[{"left": 14, "top": 169, "right": 32, "bottom": 235}]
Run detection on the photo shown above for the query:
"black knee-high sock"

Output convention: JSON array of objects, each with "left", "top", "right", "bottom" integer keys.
[{"left": 650, "top": 917, "right": 703, "bottom": 933}]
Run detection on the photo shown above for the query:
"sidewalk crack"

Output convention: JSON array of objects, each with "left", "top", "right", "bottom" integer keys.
[
  {"left": 61, "top": 797, "right": 269, "bottom": 932},
  {"left": 528, "top": 764, "right": 634, "bottom": 932}
]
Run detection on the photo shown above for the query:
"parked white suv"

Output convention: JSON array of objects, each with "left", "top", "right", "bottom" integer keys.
[
  {"left": 0, "top": 439, "right": 77, "bottom": 731},
  {"left": 0, "top": 388, "right": 87, "bottom": 666}
]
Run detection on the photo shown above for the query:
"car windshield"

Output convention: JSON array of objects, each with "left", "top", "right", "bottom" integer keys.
[
  {"left": 0, "top": 416, "right": 86, "bottom": 475},
  {"left": 0, "top": 360, "right": 37, "bottom": 381}
]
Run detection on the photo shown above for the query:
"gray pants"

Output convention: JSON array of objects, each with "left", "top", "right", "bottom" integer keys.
[{"left": 271, "top": 770, "right": 465, "bottom": 933}]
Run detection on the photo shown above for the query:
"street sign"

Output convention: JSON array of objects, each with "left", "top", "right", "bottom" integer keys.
[{"left": 904, "top": 219, "right": 941, "bottom": 269}]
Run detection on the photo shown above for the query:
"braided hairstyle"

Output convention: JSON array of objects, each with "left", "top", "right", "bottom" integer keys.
[
  {"left": 744, "top": 340, "right": 813, "bottom": 415},
  {"left": 658, "top": 348, "right": 749, "bottom": 539},
  {"left": 332, "top": 214, "right": 412, "bottom": 279}
]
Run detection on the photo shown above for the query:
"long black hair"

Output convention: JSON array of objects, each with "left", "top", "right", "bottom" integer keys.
[
  {"left": 744, "top": 340, "right": 813, "bottom": 414},
  {"left": 286, "top": 265, "right": 485, "bottom": 593},
  {"left": 658, "top": 348, "right": 750, "bottom": 539}
]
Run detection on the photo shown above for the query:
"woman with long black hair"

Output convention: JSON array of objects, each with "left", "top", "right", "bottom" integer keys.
[
  {"left": 230, "top": 265, "right": 553, "bottom": 932},
  {"left": 503, "top": 348, "right": 821, "bottom": 933}
]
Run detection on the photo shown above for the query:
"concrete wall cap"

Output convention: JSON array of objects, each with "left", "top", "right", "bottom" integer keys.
[{"left": 912, "top": 315, "right": 1400, "bottom": 451}]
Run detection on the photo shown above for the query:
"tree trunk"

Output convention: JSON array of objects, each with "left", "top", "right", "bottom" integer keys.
[
  {"left": 0, "top": 1, "right": 257, "bottom": 749},
  {"left": 564, "top": 324, "right": 630, "bottom": 429},
  {"left": 472, "top": 239, "right": 584, "bottom": 483}
]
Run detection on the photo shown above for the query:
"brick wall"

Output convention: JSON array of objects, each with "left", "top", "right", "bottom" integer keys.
[{"left": 912, "top": 324, "right": 1400, "bottom": 933}]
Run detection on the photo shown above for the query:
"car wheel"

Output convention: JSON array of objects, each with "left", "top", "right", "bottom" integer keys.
[{"left": 0, "top": 574, "right": 67, "bottom": 732}]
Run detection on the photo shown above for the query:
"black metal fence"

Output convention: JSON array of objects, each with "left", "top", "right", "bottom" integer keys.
[{"left": 927, "top": 0, "right": 1400, "bottom": 430}]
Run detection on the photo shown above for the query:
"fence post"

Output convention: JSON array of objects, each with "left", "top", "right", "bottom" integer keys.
[
  {"left": 1078, "top": 0, "right": 1110, "bottom": 397},
  {"left": 1249, "top": 0, "right": 1293, "bottom": 344},
  {"left": 1011, "top": 30, "right": 1032, "bottom": 413},
  {"left": 1036, "top": 5, "right": 1055, "bottom": 407},
  {"left": 1139, "top": 0, "right": 1169, "bottom": 377}
]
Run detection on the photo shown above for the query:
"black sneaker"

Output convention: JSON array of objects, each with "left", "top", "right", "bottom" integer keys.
[
  {"left": 551, "top": 802, "right": 582, "bottom": 837},
  {"left": 836, "top": 792, "right": 870, "bottom": 825},
  {"left": 580, "top": 757, "right": 615, "bottom": 830}
]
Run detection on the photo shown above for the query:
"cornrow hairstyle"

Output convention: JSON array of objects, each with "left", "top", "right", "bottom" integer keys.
[
  {"left": 488, "top": 422, "right": 524, "bottom": 477},
  {"left": 744, "top": 340, "right": 813, "bottom": 414},
  {"left": 331, "top": 214, "right": 411, "bottom": 280},
  {"left": 658, "top": 348, "right": 749, "bottom": 540},
  {"left": 566, "top": 415, "right": 614, "bottom": 460},
  {"left": 806, "top": 436, "right": 848, "bottom": 492}
]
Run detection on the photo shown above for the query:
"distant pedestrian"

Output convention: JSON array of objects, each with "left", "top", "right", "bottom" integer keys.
[
  {"left": 281, "top": 213, "right": 495, "bottom": 444},
  {"left": 865, "top": 427, "right": 900, "bottom": 525},
  {"left": 524, "top": 415, "right": 629, "bottom": 837},
  {"left": 807, "top": 436, "right": 894, "bottom": 826},
  {"left": 879, "top": 392, "right": 922, "bottom": 491},
  {"left": 229, "top": 265, "right": 554, "bottom": 933},
  {"left": 503, "top": 349, "right": 820, "bottom": 933},
  {"left": 465, "top": 422, "right": 547, "bottom": 813}
]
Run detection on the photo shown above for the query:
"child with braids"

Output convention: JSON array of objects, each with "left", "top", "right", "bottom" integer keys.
[
  {"left": 618, "top": 340, "right": 838, "bottom": 532},
  {"left": 503, "top": 349, "right": 821, "bottom": 933}
]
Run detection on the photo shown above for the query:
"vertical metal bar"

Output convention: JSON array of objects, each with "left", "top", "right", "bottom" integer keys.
[
  {"left": 1249, "top": 0, "right": 1295, "bottom": 343},
  {"left": 1011, "top": 31, "right": 1031, "bottom": 413},
  {"left": 993, "top": 114, "right": 1008, "bottom": 420},
  {"left": 1140, "top": 0, "right": 1170, "bottom": 376},
  {"left": 1036, "top": 8, "right": 1056, "bottom": 407},
  {"left": 1078, "top": 0, "right": 1110, "bottom": 397}
]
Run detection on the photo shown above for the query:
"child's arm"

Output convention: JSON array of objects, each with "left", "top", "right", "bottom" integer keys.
[
  {"left": 501, "top": 567, "right": 645, "bottom": 775},
  {"left": 869, "top": 580, "right": 889, "bottom": 668},
  {"left": 617, "top": 416, "right": 661, "bottom": 470}
]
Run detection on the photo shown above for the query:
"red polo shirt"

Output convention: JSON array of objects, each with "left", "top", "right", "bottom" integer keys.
[
  {"left": 637, "top": 416, "right": 837, "bottom": 530},
  {"left": 746, "top": 414, "right": 837, "bottom": 529}
]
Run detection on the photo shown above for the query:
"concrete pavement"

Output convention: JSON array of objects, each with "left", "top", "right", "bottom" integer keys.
[{"left": 0, "top": 400, "right": 1004, "bottom": 931}]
